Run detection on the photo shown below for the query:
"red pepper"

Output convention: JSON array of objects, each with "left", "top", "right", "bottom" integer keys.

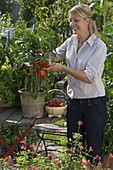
[
  {"left": 47, "top": 99, "right": 59, "bottom": 107},
  {"left": 39, "top": 70, "right": 46, "bottom": 80}
]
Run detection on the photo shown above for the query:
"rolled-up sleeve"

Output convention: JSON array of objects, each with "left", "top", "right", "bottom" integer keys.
[
  {"left": 54, "top": 40, "right": 68, "bottom": 62},
  {"left": 84, "top": 42, "right": 107, "bottom": 82}
]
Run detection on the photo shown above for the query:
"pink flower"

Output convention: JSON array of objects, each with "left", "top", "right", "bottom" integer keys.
[
  {"left": 57, "top": 160, "right": 61, "bottom": 166},
  {"left": 55, "top": 129, "right": 60, "bottom": 135},
  {"left": 34, "top": 53, "right": 38, "bottom": 57},
  {"left": 51, "top": 152, "right": 55, "bottom": 157},
  {"left": 54, "top": 165, "right": 57, "bottom": 168},
  {"left": 38, "top": 145, "right": 42, "bottom": 150},
  {"left": 47, "top": 153, "right": 51, "bottom": 157},
  {"left": 4, "top": 156, "right": 9, "bottom": 161},
  {"left": 21, "top": 144, "right": 27, "bottom": 150},
  {"left": 20, "top": 139, "right": 26, "bottom": 144},
  {"left": 29, "top": 144, "right": 34, "bottom": 149},
  {"left": 9, "top": 159, "right": 13, "bottom": 164},
  {"left": 72, "top": 149, "right": 76, "bottom": 154},
  {"left": 44, "top": 165, "right": 48, "bottom": 169},
  {"left": 89, "top": 146, "right": 94, "bottom": 152},
  {"left": 98, "top": 162, "right": 103, "bottom": 166},
  {"left": 66, "top": 139, "right": 68, "bottom": 143},
  {"left": 37, "top": 155, "right": 40, "bottom": 159},
  {"left": 77, "top": 121, "right": 84, "bottom": 126},
  {"left": 82, "top": 159, "right": 89, "bottom": 165},
  {"left": 110, "top": 153, "right": 113, "bottom": 158},
  {"left": 80, "top": 151, "right": 82, "bottom": 155},
  {"left": 33, "top": 167, "right": 38, "bottom": 170},
  {"left": 94, "top": 154, "right": 99, "bottom": 160},
  {"left": 33, "top": 150, "right": 37, "bottom": 157},
  {"left": 73, "top": 133, "right": 76, "bottom": 139}
]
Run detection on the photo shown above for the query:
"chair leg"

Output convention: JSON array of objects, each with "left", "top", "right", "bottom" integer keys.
[{"left": 36, "top": 131, "right": 48, "bottom": 155}]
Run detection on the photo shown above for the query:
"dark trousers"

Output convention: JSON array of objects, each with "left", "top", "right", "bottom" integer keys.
[{"left": 67, "top": 96, "right": 108, "bottom": 164}]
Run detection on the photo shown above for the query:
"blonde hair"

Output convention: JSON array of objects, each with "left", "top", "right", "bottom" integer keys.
[{"left": 68, "top": 4, "right": 98, "bottom": 37}]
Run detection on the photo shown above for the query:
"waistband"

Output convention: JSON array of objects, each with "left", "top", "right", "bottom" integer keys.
[{"left": 71, "top": 96, "right": 106, "bottom": 105}]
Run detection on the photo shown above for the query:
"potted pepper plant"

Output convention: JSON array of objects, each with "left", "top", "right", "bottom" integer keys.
[{"left": 18, "top": 50, "right": 55, "bottom": 118}]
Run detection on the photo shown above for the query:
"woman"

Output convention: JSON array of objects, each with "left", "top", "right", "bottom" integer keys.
[{"left": 43, "top": 4, "right": 108, "bottom": 165}]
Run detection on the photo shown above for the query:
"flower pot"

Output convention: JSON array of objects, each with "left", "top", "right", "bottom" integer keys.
[{"left": 18, "top": 89, "right": 46, "bottom": 118}]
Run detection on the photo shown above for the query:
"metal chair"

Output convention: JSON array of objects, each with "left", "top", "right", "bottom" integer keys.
[{"left": 33, "top": 122, "right": 67, "bottom": 155}]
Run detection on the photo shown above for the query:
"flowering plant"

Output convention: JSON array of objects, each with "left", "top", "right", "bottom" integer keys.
[
  {"left": 0, "top": 121, "right": 111, "bottom": 170},
  {"left": 0, "top": 134, "right": 111, "bottom": 170}
]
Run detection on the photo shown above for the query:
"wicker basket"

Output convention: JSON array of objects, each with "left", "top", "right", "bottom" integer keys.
[{"left": 45, "top": 89, "right": 67, "bottom": 116}]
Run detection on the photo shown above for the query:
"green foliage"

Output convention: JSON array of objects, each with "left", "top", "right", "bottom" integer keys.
[
  {"left": 0, "top": 13, "right": 14, "bottom": 33},
  {"left": 19, "top": 0, "right": 37, "bottom": 27},
  {"left": 35, "top": 0, "right": 77, "bottom": 46}
]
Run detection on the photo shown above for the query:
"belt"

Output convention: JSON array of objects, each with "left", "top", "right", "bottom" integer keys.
[{"left": 72, "top": 96, "right": 106, "bottom": 106}]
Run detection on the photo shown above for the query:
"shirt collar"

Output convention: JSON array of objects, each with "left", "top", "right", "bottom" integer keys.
[
  {"left": 86, "top": 34, "right": 97, "bottom": 47},
  {"left": 72, "top": 34, "right": 97, "bottom": 47}
]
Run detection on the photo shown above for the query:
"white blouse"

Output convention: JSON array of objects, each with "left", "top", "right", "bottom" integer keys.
[{"left": 55, "top": 34, "right": 107, "bottom": 99}]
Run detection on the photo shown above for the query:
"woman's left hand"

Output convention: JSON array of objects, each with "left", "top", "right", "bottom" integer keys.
[{"left": 42, "top": 63, "right": 64, "bottom": 72}]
